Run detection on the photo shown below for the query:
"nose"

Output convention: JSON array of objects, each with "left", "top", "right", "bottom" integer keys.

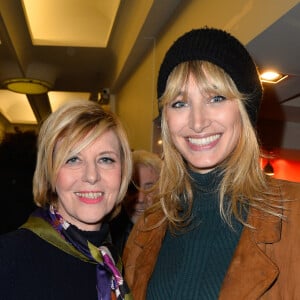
[
  {"left": 136, "top": 191, "right": 146, "bottom": 203},
  {"left": 188, "top": 104, "right": 211, "bottom": 132},
  {"left": 82, "top": 162, "right": 100, "bottom": 184}
]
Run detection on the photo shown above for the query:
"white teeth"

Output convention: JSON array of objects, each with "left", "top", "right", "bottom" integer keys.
[
  {"left": 188, "top": 134, "right": 220, "bottom": 146},
  {"left": 75, "top": 192, "right": 103, "bottom": 199}
]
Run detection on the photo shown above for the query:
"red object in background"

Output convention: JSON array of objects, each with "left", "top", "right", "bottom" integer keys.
[{"left": 261, "top": 157, "right": 300, "bottom": 183}]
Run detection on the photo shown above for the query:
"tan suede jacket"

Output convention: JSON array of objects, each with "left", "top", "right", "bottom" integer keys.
[{"left": 123, "top": 180, "right": 300, "bottom": 299}]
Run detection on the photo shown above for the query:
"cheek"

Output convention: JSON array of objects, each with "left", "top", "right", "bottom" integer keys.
[
  {"left": 145, "top": 194, "right": 154, "bottom": 205},
  {"left": 56, "top": 170, "right": 71, "bottom": 190},
  {"left": 55, "top": 168, "right": 79, "bottom": 195},
  {"left": 166, "top": 113, "right": 182, "bottom": 134},
  {"left": 106, "top": 169, "right": 122, "bottom": 191},
  {"left": 228, "top": 113, "right": 242, "bottom": 146},
  {"left": 221, "top": 104, "right": 242, "bottom": 132}
]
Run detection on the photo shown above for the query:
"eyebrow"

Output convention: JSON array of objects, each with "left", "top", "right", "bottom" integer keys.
[
  {"left": 98, "top": 150, "right": 120, "bottom": 157},
  {"left": 173, "top": 91, "right": 185, "bottom": 98}
]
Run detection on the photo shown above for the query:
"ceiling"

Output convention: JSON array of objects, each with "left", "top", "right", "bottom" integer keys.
[
  {"left": 0, "top": 0, "right": 184, "bottom": 126},
  {"left": 247, "top": 3, "right": 300, "bottom": 121},
  {"left": 246, "top": 3, "right": 300, "bottom": 153},
  {"left": 0, "top": 0, "right": 299, "bottom": 145}
]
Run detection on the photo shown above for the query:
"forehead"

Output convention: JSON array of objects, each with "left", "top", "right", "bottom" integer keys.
[
  {"left": 79, "top": 129, "right": 120, "bottom": 153},
  {"left": 133, "top": 164, "right": 158, "bottom": 182},
  {"left": 166, "top": 61, "right": 236, "bottom": 99},
  {"left": 55, "top": 128, "right": 120, "bottom": 157}
]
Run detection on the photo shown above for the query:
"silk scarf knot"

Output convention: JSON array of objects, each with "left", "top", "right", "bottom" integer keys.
[{"left": 46, "top": 205, "right": 131, "bottom": 300}]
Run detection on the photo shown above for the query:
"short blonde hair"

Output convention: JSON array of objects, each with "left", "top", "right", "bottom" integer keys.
[{"left": 33, "top": 100, "right": 132, "bottom": 215}]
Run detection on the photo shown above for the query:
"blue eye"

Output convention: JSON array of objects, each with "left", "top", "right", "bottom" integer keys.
[
  {"left": 210, "top": 95, "right": 226, "bottom": 103},
  {"left": 98, "top": 156, "right": 119, "bottom": 170},
  {"left": 100, "top": 157, "right": 115, "bottom": 164},
  {"left": 66, "top": 156, "right": 80, "bottom": 164},
  {"left": 170, "top": 100, "right": 188, "bottom": 108}
]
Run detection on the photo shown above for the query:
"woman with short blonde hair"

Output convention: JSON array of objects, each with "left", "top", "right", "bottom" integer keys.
[
  {"left": 1, "top": 100, "right": 133, "bottom": 300},
  {"left": 34, "top": 100, "right": 132, "bottom": 213}
]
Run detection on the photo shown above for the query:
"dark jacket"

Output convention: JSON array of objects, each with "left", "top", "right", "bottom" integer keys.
[
  {"left": 110, "top": 205, "right": 134, "bottom": 254},
  {"left": 123, "top": 180, "right": 300, "bottom": 299},
  {"left": 0, "top": 229, "right": 99, "bottom": 300}
]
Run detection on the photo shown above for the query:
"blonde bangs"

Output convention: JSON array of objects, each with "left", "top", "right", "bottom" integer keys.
[
  {"left": 51, "top": 122, "right": 110, "bottom": 189},
  {"left": 160, "top": 61, "right": 242, "bottom": 109}
]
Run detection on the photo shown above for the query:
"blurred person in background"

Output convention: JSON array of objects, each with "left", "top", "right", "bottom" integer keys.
[{"left": 110, "top": 149, "right": 162, "bottom": 253}]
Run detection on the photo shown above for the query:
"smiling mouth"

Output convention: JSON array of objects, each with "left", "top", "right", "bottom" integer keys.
[
  {"left": 134, "top": 208, "right": 145, "bottom": 214},
  {"left": 188, "top": 134, "right": 221, "bottom": 146},
  {"left": 75, "top": 192, "right": 103, "bottom": 199}
]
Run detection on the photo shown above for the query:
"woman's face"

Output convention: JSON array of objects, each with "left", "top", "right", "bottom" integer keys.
[
  {"left": 166, "top": 74, "right": 242, "bottom": 173},
  {"left": 55, "top": 129, "right": 122, "bottom": 231}
]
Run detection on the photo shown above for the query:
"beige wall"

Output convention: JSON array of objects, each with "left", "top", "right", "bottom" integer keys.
[
  {"left": 115, "top": 0, "right": 299, "bottom": 152},
  {"left": 116, "top": 42, "right": 157, "bottom": 151}
]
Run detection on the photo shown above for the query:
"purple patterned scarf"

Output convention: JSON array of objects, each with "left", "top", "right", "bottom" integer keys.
[{"left": 24, "top": 206, "right": 132, "bottom": 300}]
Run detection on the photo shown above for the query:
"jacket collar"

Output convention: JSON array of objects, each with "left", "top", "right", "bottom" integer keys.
[
  {"left": 134, "top": 209, "right": 167, "bottom": 248},
  {"left": 131, "top": 206, "right": 282, "bottom": 299},
  {"left": 219, "top": 207, "right": 282, "bottom": 299}
]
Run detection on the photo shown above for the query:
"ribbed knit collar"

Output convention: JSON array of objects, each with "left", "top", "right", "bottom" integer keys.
[
  {"left": 189, "top": 167, "right": 223, "bottom": 194},
  {"left": 186, "top": 167, "right": 227, "bottom": 216},
  {"left": 187, "top": 167, "right": 248, "bottom": 228}
]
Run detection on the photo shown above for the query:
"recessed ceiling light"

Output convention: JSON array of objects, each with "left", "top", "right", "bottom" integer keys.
[
  {"left": 260, "top": 71, "right": 288, "bottom": 84},
  {"left": 2, "top": 78, "right": 52, "bottom": 94}
]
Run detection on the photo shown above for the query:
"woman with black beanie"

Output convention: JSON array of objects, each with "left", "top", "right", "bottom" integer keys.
[{"left": 123, "top": 27, "right": 300, "bottom": 299}]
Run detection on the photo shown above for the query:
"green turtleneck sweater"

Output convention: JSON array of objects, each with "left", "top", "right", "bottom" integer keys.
[{"left": 146, "top": 168, "right": 244, "bottom": 300}]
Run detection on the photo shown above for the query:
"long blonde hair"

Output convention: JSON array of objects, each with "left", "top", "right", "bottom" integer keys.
[{"left": 153, "top": 61, "right": 282, "bottom": 230}]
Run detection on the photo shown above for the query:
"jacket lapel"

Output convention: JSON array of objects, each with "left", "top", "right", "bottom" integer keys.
[
  {"left": 125, "top": 205, "right": 283, "bottom": 299},
  {"left": 124, "top": 210, "right": 167, "bottom": 300},
  {"left": 219, "top": 207, "right": 282, "bottom": 299}
]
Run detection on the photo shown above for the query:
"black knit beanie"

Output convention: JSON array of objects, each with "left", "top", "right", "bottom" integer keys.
[{"left": 157, "top": 27, "right": 263, "bottom": 126}]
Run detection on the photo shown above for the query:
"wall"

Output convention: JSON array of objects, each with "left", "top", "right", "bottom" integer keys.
[
  {"left": 116, "top": 40, "right": 156, "bottom": 151},
  {"left": 261, "top": 157, "right": 300, "bottom": 183},
  {"left": 115, "top": 0, "right": 299, "bottom": 152}
]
